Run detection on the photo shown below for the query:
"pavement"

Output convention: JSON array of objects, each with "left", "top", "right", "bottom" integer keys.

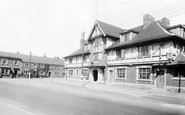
[{"left": 52, "top": 77, "right": 185, "bottom": 99}]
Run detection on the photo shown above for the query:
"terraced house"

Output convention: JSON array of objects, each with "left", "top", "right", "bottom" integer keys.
[
  {"left": 21, "top": 54, "right": 65, "bottom": 78},
  {"left": 65, "top": 14, "right": 185, "bottom": 90},
  {"left": 0, "top": 51, "right": 65, "bottom": 78}
]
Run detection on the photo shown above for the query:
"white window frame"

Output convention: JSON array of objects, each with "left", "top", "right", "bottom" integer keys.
[
  {"left": 136, "top": 66, "right": 152, "bottom": 81},
  {"left": 115, "top": 67, "right": 127, "bottom": 79}
]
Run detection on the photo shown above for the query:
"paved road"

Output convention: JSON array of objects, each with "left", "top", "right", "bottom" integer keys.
[{"left": 0, "top": 80, "right": 184, "bottom": 115}]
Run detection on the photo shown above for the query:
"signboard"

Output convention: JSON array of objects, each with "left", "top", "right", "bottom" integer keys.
[{"left": 82, "top": 69, "right": 89, "bottom": 76}]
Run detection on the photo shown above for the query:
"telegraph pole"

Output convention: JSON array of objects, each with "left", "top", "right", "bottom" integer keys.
[
  {"left": 81, "top": 31, "right": 85, "bottom": 85},
  {"left": 29, "top": 51, "right": 32, "bottom": 79}
]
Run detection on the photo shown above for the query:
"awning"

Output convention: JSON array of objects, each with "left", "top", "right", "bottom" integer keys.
[{"left": 167, "top": 52, "right": 185, "bottom": 66}]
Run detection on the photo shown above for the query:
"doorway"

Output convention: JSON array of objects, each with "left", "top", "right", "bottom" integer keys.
[
  {"left": 156, "top": 68, "right": 165, "bottom": 88},
  {"left": 93, "top": 70, "right": 98, "bottom": 81}
]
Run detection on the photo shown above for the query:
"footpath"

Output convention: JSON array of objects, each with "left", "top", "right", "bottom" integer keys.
[{"left": 52, "top": 78, "right": 185, "bottom": 99}]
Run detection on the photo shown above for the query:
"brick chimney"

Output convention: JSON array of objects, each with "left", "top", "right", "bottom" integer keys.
[
  {"left": 80, "top": 39, "right": 85, "bottom": 49},
  {"left": 160, "top": 17, "right": 170, "bottom": 28},
  {"left": 143, "top": 14, "right": 155, "bottom": 28}
]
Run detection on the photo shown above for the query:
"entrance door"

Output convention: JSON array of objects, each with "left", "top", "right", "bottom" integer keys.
[
  {"left": 109, "top": 70, "right": 113, "bottom": 83},
  {"left": 93, "top": 70, "right": 98, "bottom": 81},
  {"left": 156, "top": 69, "right": 165, "bottom": 88}
]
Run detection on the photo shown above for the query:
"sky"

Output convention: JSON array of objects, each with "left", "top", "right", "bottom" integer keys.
[{"left": 0, "top": 0, "right": 185, "bottom": 59}]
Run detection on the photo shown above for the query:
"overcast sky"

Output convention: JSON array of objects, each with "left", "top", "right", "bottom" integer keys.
[{"left": 0, "top": 0, "right": 185, "bottom": 58}]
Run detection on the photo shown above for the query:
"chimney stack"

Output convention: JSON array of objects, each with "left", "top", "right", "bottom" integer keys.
[
  {"left": 143, "top": 14, "right": 155, "bottom": 28},
  {"left": 80, "top": 39, "right": 85, "bottom": 49},
  {"left": 160, "top": 17, "right": 170, "bottom": 28}
]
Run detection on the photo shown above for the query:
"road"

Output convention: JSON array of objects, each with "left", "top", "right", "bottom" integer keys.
[{"left": 0, "top": 79, "right": 184, "bottom": 115}]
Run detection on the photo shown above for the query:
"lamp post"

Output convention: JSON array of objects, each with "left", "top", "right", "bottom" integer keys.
[{"left": 178, "top": 62, "right": 181, "bottom": 93}]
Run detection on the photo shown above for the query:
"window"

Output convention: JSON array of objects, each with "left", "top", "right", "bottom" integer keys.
[
  {"left": 138, "top": 68, "right": 150, "bottom": 80},
  {"left": 2, "top": 69, "right": 9, "bottom": 75},
  {"left": 14, "top": 60, "right": 18, "bottom": 65},
  {"left": 173, "top": 68, "right": 185, "bottom": 78},
  {"left": 2, "top": 59, "right": 8, "bottom": 64},
  {"left": 116, "top": 50, "right": 121, "bottom": 58},
  {"left": 69, "top": 58, "right": 72, "bottom": 64},
  {"left": 25, "top": 63, "right": 29, "bottom": 67},
  {"left": 121, "top": 49, "right": 125, "bottom": 58},
  {"left": 139, "top": 45, "right": 150, "bottom": 56},
  {"left": 40, "top": 64, "right": 45, "bottom": 68},
  {"left": 93, "top": 38, "right": 103, "bottom": 52},
  {"left": 33, "top": 64, "right": 37, "bottom": 68},
  {"left": 39, "top": 71, "right": 45, "bottom": 75},
  {"left": 117, "top": 68, "right": 126, "bottom": 78},
  {"left": 93, "top": 53, "right": 102, "bottom": 60},
  {"left": 54, "top": 72, "right": 59, "bottom": 76},
  {"left": 125, "top": 33, "right": 130, "bottom": 42},
  {"left": 69, "top": 70, "right": 73, "bottom": 76}
]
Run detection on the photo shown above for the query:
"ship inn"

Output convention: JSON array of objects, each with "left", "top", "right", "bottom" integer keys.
[{"left": 64, "top": 14, "right": 185, "bottom": 91}]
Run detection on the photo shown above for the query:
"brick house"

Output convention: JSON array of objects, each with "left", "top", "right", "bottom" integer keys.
[{"left": 0, "top": 51, "right": 22, "bottom": 78}]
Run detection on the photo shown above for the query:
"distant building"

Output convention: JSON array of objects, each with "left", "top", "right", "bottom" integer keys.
[
  {"left": 0, "top": 51, "right": 65, "bottom": 78},
  {"left": 0, "top": 51, "right": 22, "bottom": 78},
  {"left": 20, "top": 54, "right": 65, "bottom": 78},
  {"left": 64, "top": 14, "right": 185, "bottom": 91}
]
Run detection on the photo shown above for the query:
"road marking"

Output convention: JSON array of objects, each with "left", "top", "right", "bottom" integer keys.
[
  {"left": 162, "top": 103, "right": 185, "bottom": 109},
  {"left": 0, "top": 100, "right": 35, "bottom": 115}
]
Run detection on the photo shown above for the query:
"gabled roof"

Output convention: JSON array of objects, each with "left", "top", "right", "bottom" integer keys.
[
  {"left": 20, "top": 54, "right": 64, "bottom": 65},
  {"left": 64, "top": 48, "right": 90, "bottom": 58},
  {"left": 107, "top": 22, "right": 175, "bottom": 50},
  {"left": 168, "top": 52, "right": 185, "bottom": 65},
  {"left": 0, "top": 51, "right": 21, "bottom": 60},
  {"left": 88, "top": 20, "right": 124, "bottom": 41}
]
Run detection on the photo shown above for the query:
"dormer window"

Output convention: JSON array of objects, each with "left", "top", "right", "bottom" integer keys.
[
  {"left": 125, "top": 33, "right": 130, "bottom": 42},
  {"left": 168, "top": 26, "right": 185, "bottom": 38},
  {"left": 120, "top": 30, "right": 138, "bottom": 43}
]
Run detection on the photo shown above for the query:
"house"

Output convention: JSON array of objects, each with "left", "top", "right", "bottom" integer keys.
[
  {"left": 20, "top": 54, "right": 65, "bottom": 78},
  {"left": 0, "top": 51, "right": 22, "bottom": 78},
  {"left": 64, "top": 20, "right": 123, "bottom": 82},
  {"left": 106, "top": 14, "right": 185, "bottom": 90},
  {"left": 0, "top": 51, "right": 65, "bottom": 78},
  {"left": 65, "top": 14, "right": 185, "bottom": 91}
]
